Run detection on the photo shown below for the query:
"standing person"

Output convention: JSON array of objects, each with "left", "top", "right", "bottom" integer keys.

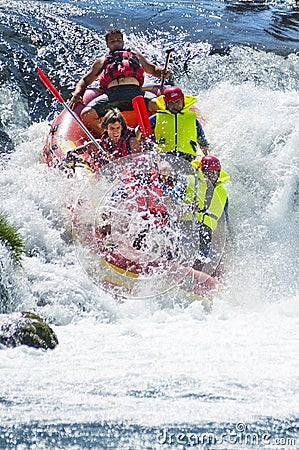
[
  {"left": 149, "top": 86, "right": 209, "bottom": 161},
  {"left": 68, "top": 29, "right": 171, "bottom": 134}
]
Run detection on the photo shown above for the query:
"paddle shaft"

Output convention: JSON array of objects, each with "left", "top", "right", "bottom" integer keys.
[
  {"left": 190, "top": 140, "right": 200, "bottom": 228},
  {"left": 192, "top": 165, "right": 199, "bottom": 229},
  {"left": 161, "top": 48, "right": 174, "bottom": 88},
  {"left": 61, "top": 102, "right": 103, "bottom": 152},
  {"left": 37, "top": 68, "right": 103, "bottom": 153}
]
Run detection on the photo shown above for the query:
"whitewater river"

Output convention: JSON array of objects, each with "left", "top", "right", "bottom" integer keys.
[{"left": 0, "top": 0, "right": 298, "bottom": 448}]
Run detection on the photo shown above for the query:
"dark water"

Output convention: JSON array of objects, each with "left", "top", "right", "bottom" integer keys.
[
  {"left": 1, "top": 418, "right": 297, "bottom": 449},
  {"left": 0, "top": 0, "right": 298, "bottom": 125}
]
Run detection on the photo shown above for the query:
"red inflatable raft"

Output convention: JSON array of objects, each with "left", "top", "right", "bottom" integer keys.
[{"left": 39, "top": 72, "right": 220, "bottom": 304}]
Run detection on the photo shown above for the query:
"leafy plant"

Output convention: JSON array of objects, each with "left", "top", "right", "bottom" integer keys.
[{"left": 0, "top": 213, "right": 24, "bottom": 266}]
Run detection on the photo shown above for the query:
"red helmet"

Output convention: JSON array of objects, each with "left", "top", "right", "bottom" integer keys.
[
  {"left": 163, "top": 86, "right": 184, "bottom": 102},
  {"left": 201, "top": 155, "right": 221, "bottom": 171}
]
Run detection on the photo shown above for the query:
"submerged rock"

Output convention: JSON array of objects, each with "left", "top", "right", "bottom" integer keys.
[
  {"left": 0, "top": 130, "right": 14, "bottom": 153},
  {"left": 0, "top": 312, "right": 58, "bottom": 350}
]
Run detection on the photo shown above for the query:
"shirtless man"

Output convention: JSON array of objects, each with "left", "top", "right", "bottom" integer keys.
[{"left": 69, "top": 29, "right": 171, "bottom": 134}]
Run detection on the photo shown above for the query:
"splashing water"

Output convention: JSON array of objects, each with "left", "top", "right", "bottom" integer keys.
[{"left": 0, "top": 0, "right": 298, "bottom": 446}]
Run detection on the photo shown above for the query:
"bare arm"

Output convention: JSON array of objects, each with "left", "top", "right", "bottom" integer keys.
[
  {"left": 68, "top": 57, "right": 105, "bottom": 109},
  {"left": 196, "top": 120, "right": 209, "bottom": 155},
  {"left": 135, "top": 51, "right": 171, "bottom": 79},
  {"left": 191, "top": 141, "right": 209, "bottom": 159},
  {"left": 128, "top": 136, "right": 142, "bottom": 154}
]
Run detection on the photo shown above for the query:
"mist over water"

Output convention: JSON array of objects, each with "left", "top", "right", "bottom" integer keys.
[{"left": 0, "top": 0, "right": 298, "bottom": 448}]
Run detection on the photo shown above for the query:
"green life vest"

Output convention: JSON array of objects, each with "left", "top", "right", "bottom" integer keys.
[
  {"left": 182, "top": 169, "right": 230, "bottom": 231},
  {"left": 154, "top": 95, "right": 198, "bottom": 156}
]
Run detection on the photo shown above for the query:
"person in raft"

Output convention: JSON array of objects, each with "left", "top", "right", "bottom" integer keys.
[
  {"left": 149, "top": 86, "right": 209, "bottom": 162},
  {"left": 96, "top": 108, "right": 141, "bottom": 166},
  {"left": 170, "top": 155, "right": 230, "bottom": 269},
  {"left": 68, "top": 29, "right": 171, "bottom": 134},
  {"left": 96, "top": 155, "right": 172, "bottom": 252},
  {"left": 63, "top": 108, "right": 141, "bottom": 173}
]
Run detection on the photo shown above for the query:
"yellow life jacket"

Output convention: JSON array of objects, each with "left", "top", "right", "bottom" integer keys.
[
  {"left": 154, "top": 95, "right": 198, "bottom": 156},
  {"left": 182, "top": 169, "right": 230, "bottom": 231}
]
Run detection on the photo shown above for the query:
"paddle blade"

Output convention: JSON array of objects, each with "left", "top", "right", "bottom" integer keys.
[
  {"left": 37, "top": 68, "right": 64, "bottom": 104},
  {"left": 132, "top": 95, "right": 152, "bottom": 139}
]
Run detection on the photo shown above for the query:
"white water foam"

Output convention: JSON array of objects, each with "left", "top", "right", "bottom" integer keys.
[{"left": 0, "top": 50, "right": 298, "bottom": 446}]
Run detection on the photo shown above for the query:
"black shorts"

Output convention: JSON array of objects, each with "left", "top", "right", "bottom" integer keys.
[{"left": 88, "top": 84, "right": 156, "bottom": 117}]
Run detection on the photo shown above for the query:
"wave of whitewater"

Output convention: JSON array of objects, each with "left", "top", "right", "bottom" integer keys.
[
  {"left": 0, "top": 45, "right": 298, "bottom": 447},
  {"left": 1, "top": 48, "right": 298, "bottom": 317}
]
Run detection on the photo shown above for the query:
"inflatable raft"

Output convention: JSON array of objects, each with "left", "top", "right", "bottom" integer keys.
[
  {"left": 71, "top": 153, "right": 224, "bottom": 304},
  {"left": 39, "top": 72, "right": 223, "bottom": 303},
  {"left": 41, "top": 85, "right": 164, "bottom": 171}
]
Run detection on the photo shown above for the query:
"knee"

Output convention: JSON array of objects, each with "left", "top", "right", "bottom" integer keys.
[
  {"left": 81, "top": 106, "right": 96, "bottom": 120},
  {"left": 148, "top": 98, "right": 158, "bottom": 113}
]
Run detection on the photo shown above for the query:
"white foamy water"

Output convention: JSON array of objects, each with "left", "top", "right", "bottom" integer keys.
[{"left": 0, "top": 49, "right": 298, "bottom": 448}]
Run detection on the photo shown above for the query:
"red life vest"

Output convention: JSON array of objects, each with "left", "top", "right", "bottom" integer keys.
[
  {"left": 78, "top": 149, "right": 101, "bottom": 173},
  {"left": 99, "top": 50, "right": 145, "bottom": 90},
  {"left": 77, "top": 129, "right": 134, "bottom": 172},
  {"left": 99, "top": 128, "right": 134, "bottom": 162},
  {"left": 122, "top": 169, "right": 168, "bottom": 226}
]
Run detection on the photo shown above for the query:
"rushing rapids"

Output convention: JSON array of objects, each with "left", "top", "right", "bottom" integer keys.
[{"left": 0, "top": 0, "right": 298, "bottom": 448}]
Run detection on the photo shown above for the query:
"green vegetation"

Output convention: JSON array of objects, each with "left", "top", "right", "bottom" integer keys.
[{"left": 0, "top": 212, "right": 24, "bottom": 266}]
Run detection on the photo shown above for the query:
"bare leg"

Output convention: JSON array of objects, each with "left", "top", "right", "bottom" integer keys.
[{"left": 148, "top": 98, "right": 158, "bottom": 113}]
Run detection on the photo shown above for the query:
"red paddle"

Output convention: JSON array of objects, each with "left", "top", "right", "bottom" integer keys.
[
  {"left": 37, "top": 68, "right": 64, "bottom": 103},
  {"left": 131, "top": 95, "right": 166, "bottom": 184},
  {"left": 132, "top": 95, "right": 153, "bottom": 139},
  {"left": 37, "top": 68, "right": 103, "bottom": 152}
]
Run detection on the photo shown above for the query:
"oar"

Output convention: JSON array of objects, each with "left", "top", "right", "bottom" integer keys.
[
  {"left": 190, "top": 140, "right": 200, "bottom": 229},
  {"left": 192, "top": 164, "right": 199, "bottom": 230},
  {"left": 161, "top": 48, "right": 174, "bottom": 89},
  {"left": 132, "top": 95, "right": 163, "bottom": 181},
  {"left": 37, "top": 68, "right": 103, "bottom": 153},
  {"left": 132, "top": 95, "right": 153, "bottom": 139}
]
